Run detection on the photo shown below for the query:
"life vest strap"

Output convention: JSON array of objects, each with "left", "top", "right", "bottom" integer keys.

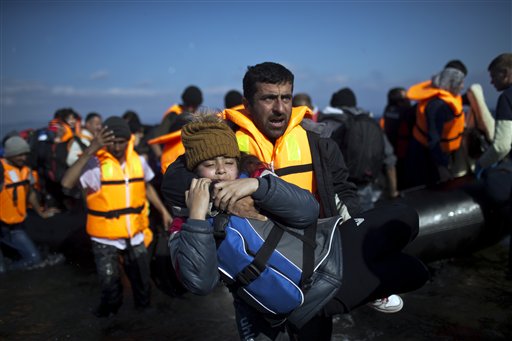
[
  {"left": 6, "top": 179, "right": 29, "bottom": 207},
  {"left": 101, "top": 177, "right": 145, "bottom": 186},
  {"left": 415, "top": 125, "right": 464, "bottom": 143},
  {"left": 5, "top": 180, "right": 30, "bottom": 189},
  {"left": 275, "top": 164, "right": 313, "bottom": 177},
  {"left": 88, "top": 204, "right": 144, "bottom": 219}
]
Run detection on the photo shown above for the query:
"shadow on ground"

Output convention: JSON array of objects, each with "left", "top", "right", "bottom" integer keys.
[{"left": 1, "top": 240, "right": 511, "bottom": 340}]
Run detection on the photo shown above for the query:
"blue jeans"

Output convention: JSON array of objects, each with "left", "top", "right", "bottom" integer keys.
[{"left": 0, "top": 222, "right": 42, "bottom": 271}]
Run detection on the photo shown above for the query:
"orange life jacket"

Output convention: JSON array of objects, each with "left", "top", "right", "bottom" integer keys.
[
  {"left": 86, "top": 137, "right": 147, "bottom": 239},
  {"left": 147, "top": 130, "right": 185, "bottom": 174},
  {"left": 162, "top": 104, "right": 183, "bottom": 119},
  {"left": 144, "top": 104, "right": 186, "bottom": 173},
  {"left": 0, "top": 159, "right": 31, "bottom": 224},
  {"left": 223, "top": 106, "right": 316, "bottom": 193},
  {"left": 408, "top": 80, "right": 465, "bottom": 153},
  {"left": 228, "top": 104, "right": 245, "bottom": 111}
]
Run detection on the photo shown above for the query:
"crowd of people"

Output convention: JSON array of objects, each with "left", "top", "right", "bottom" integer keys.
[{"left": 1, "top": 53, "right": 511, "bottom": 340}]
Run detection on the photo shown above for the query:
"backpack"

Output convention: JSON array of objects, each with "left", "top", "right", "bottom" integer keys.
[
  {"left": 213, "top": 214, "right": 317, "bottom": 317},
  {"left": 330, "top": 108, "right": 385, "bottom": 184},
  {"left": 381, "top": 104, "right": 417, "bottom": 159}
]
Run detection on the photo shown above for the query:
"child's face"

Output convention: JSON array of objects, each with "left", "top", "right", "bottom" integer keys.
[{"left": 196, "top": 156, "right": 239, "bottom": 181}]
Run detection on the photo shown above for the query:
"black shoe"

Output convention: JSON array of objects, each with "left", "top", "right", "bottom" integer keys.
[{"left": 93, "top": 304, "right": 119, "bottom": 318}]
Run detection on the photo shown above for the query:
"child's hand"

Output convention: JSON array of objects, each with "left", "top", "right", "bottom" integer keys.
[
  {"left": 212, "top": 178, "right": 259, "bottom": 213},
  {"left": 186, "top": 178, "right": 212, "bottom": 220}
]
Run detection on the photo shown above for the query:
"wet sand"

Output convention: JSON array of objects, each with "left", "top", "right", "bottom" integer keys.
[{"left": 1, "top": 239, "right": 511, "bottom": 340}]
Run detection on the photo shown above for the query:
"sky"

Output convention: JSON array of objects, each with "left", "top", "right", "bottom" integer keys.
[{"left": 1, "top": 0, "right": 511, "bottom": 138}]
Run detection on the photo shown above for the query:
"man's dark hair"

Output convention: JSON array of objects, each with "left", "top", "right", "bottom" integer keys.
[
  {"left": 54, "top": 107, "right": 80, "bottom": 124},
  {"left": 330, "top": 87, "right": 357, "bottom": 108},
  {"left": 387, "top": 87, "right": 406, "bottom": 105},
  {"left": 85, "top": 112, "right": 101, "bottom": 123},
  {"left": 243, "top": 62, "right": 294, "bottom": 104},
  {"left": 181, "top": 85, "right": 203, "bottom": 108},
  {"left": 385, "top": 87, "right": 411, "bottom": 111},
  {"left": 488, "top": 53, "right": 512, "bottom": 72},
  {"left": 122, "top": 110, "right": 143, "bottom": 134},
  {"left": 445, "top": 59, "right": 468, "bottom": 76},
  {"left": 224, "top": 90, "right": 243, "bottom": 108},
  {"left": 292, "top": 93, "right": 312, "bottom": 108}
]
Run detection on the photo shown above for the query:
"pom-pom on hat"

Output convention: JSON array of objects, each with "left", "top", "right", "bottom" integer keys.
[
  {"left": 3, "top": 136, "right": 30, "bottom": 157},
  {"left": 181, "top": 117, "right": 240, "bottom": 171}
]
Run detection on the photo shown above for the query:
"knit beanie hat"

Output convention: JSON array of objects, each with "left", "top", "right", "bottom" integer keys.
[
  {"left": 330, "top": 87, "right": 357, "bottom": 108},
  {"left": 3, "top": 136, "right": 30, "bottom": 157},
  {"left": 181, "top": 86, "right": 203, "bottom": 108},
  {"left": 181, "top": 121, "right": 240, "bottom": 171},
  {"left": 103, "top": 116, "right": 131, "bottom": 139}
]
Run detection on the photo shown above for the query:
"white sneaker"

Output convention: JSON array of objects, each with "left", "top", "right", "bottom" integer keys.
[{"left": 367, "top": 294, "right": 403, "bottom": 313}]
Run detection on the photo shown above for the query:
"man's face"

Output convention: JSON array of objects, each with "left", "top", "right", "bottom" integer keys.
[
  {"left": 196, "top": 157, "right": 239, "bottom": 182},
  {"left": 86, "top": 117, "right": 102, "bottom": 135},
  {"left": 106, "top": 137, "right": 129, "bottom": 161},
  {"left": 490, "top": 67, "right": 511, "bottom": 92},
  {"left": 245, "top": 82, "right": 293, "bottom": 142},
  {"left": 8, "top": 153, "right": 28, "bottom": 168}
]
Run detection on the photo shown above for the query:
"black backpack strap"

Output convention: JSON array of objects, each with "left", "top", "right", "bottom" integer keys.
[
  {"left": 272, "top": 220, "right": 317, "bottom": 290},
  {"left": 236, "top": 220, "right": 317, "bottom": 292},
  {"left": 298, "top": 221, "right": 317, "bottom": 290},
  {"left": 213, "top": 213, "right": 229, "bottom": 246},
  {"left": 72, "top": 135, "right": 88, "bottom": 151},
  {"left": 235, "top": 224, "right": 284, "bottom": 286}
]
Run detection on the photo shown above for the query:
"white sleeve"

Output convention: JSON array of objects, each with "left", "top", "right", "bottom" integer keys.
[
  {"left": 79, "top": 157, "right": 102, "bottom": 193},
  {"left": 66, "top": 141, "right": 81, "bottom": 167},
  {"left": 478, "top": 120, "right": 512, "bottom": 168},
  {"left": 140, "top": 155, "right": 155, "bottom": 182}
]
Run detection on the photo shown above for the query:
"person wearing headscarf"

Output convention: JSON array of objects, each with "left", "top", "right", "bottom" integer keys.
[{"left": 405, "top": 62, "right": 468, "bottom": 187}]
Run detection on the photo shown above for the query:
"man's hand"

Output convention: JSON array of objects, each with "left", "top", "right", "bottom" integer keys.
[
  {"left": 89, "top": 127, "right": 115, "bottom": 154},
  {"left": 228, "top": 196, "right": 267, "bottom": 221},
  {"left": 161, "top": 210, "right": 173, "bottom": 230},
  {"left": 39, "top": 207, "right": 60, "bottom": 219},
  {"left": 211, "top": 178, "right": 259, "bottom": 213}
]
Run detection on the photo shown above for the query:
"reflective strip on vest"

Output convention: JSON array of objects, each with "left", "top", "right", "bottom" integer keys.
[{"left": 234, "top": 123, "right": 315, "bottom": 193}]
